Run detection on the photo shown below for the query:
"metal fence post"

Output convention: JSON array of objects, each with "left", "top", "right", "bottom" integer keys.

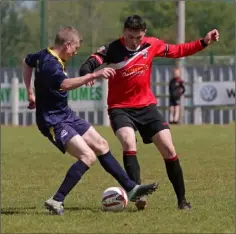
[
  {"left": 176, "top": 0, "right": 185, "bottom": 124},
  {"left": 102, "top": 79, "right": 109, "bottom": 126},
  {"left": 11, "top": 74, "right": 19, "bottom": 126},
  {"left": 40, "top": 0, "right": 46, "bottom": 48},
  {"left": 193, "top": 74, "right": 203, "bottom": 125}
]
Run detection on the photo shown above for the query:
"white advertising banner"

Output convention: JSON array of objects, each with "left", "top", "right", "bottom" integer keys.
[
  {"left": 193, "top": 82, "right": 235, "bottom": 106},
  {"left": 1, "top": 83, "right": 104, "bottom": 109}
]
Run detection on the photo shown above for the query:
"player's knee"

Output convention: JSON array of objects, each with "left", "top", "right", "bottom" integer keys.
[
  {"left": 120, "top": 135, "right": 136, "bottom": 151},
  {"left": 93, "top": 138, "right": 109, "bottom": 155},
  {"left": 162, "top": 145, "right": 176, "bottom": 160},
  {"left": 153, "top": 129, "right": 176, "bottom": 159},
  {"left": 80, "top": 150, "right": 97, "bottom": 166}
]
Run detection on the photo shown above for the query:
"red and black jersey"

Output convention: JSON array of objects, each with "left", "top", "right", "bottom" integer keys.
[
  {"left": 80, "top": 36, "right": 206, "bottom": 109},
  {"left": 169, "top": 77, "right": 185, "bottom": 99}
]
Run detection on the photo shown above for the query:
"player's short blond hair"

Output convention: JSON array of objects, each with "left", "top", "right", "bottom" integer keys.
[{"left": 55, "top": 26, "right": 82, "bottom": 46}]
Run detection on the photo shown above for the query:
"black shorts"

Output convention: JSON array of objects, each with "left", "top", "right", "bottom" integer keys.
[
  {"left": 108, "top": 104, "right": 169, "bottom": 144},
  {"left": 169, "top": 97, "right": 180, "bottom": 106}
]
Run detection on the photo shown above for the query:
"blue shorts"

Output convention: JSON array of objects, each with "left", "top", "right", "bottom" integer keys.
[{"left": 38, "top": 112, "right": 91, "bottom": 154}]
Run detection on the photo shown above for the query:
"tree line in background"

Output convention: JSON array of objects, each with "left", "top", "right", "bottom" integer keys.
[{"left": 1, "top": 0, "right": 235, "bottom": 67}]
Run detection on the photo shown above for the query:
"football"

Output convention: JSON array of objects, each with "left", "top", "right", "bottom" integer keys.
[{"left": 101, "top": 187, "right": 128, "bottom": 212}]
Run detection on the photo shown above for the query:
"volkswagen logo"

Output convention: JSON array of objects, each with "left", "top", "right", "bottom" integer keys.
[{"left": 200, "top": 85, "right": 217, "bottom": 102}]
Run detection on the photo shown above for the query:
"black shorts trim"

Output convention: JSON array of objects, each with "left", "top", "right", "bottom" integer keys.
[{"left": 108, "top": 104, "right": 169, "bottom": 144}]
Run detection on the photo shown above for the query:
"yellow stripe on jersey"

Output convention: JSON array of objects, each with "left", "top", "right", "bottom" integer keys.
[
  {"left": 47, "top": 47, "right": 65, "bottom": 71},
  {"left": 47, "top": 47, "right": 68, "bottom": 91},
  {"left": 49, "top": 127, "right": 56, "bottom": 142}
]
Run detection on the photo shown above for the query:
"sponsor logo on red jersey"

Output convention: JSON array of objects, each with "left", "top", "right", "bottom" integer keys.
[{"left": 121, "top": 64, "right": 148, "bottom": 77}]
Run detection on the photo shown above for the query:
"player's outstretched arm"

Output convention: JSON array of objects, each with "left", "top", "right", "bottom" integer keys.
[
  {"left": 156, "top": 29, "right": 219, "bottom": 58},
  {"left": 60, "top": 67, "right": 115, "bottom": 91}
]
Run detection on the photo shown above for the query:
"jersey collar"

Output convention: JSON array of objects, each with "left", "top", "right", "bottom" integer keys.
[{"left": 47, "top": 47, "right": 65, "bottom": 70}]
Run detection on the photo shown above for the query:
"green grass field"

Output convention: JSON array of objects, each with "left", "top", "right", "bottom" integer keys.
[{"left": 1, "top": 124, "right": 235, "bottom": 233}]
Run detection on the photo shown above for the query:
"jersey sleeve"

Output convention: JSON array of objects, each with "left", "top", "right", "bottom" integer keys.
[
  {"left": 181, "top": 83, "right": 186, "bottom": 95},
  {"left": 46, "top": 61, "right": 67, "bottom": 90},
  {"left": 152, "top": 38, "right": 206, "bottom": 58},
  {"left": 169, "top": 79, "right": 174, "bottom": 93},
  {"left": 179, "top": 80, "right": 186, "bottom": 95},
  {"left": 25, "top": 51, "right": 41, "bottom": 68},
  {"left": 79, "top": 45, "right": 109, "bottom": 76}
]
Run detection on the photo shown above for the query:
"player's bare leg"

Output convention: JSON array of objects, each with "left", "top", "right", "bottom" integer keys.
[
  {"left": 116, "top": 127, "right": 147, "bottom": 210},
  {"left": 169, "top": 106, "right": 175, "bottom": 124},
  {"left": 152, "top": 129, "right": 191, "bottom": 210},
  {"left": 174, "top": 106, "right": 180, "bottom": 124}
]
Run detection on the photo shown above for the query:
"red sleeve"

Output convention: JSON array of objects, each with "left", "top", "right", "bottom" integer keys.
[{"left": 153, "top": 38, "right": 205, "bottom": 58}]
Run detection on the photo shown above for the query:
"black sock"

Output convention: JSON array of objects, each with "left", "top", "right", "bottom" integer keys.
[
  {"left": 98, "top": 151, "right": 136, "bottom": 192},
  {"left": 53, "top": 160, "right": 89, "bottom": 202},
  {"left": 164, "top": 155, "right": 186, "bottom": 204},
  {"left": 123, "top": 151, "right": 141, "bottom": 185}
]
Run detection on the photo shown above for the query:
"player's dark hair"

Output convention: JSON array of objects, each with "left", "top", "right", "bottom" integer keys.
[
  {"left": 55, "top": 26, "right": 82, "bottom": 45},
  {"left": 124, "top": 15, "right": 146, "bottom": 31}
]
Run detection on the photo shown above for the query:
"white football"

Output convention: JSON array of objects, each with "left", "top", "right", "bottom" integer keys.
[{"left": 101, "top": 187, "right": 128, "bottom": 212}]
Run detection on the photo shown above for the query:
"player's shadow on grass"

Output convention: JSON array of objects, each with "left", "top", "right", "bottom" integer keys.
[
  {"left": 66, "top": 206, "right": 101, "bottom": 213},
  {"left": 1, "top": 206, "right": 150, "bottom": 215},
  {"left": 66, "top": 206, "right": 142, "bottom": 213},
  {"left": 1, "top": 206, "right": 37, "bottom": 215}
]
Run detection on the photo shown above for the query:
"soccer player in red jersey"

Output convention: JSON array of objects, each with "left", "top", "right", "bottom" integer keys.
[{"left": 80, "top": 15, "right": 219, "bottom": 210}]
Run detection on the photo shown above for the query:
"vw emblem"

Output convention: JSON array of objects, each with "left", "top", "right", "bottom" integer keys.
[{"left": 200, "top": 85, "right": 217, "bottom": 102}]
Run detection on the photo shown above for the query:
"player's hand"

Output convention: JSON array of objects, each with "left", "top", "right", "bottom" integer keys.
[
  {"left": 86, "top": 81, "right": 95, "bottom": 86},
  {"left": 27, "top": 91, "right": 36, "bottom": 109},
  {"left": 93, "top": 67, "right": 116, "bottom": 80},
  {"left": 203, "top": 29, "right": 219, "bottom": 45}
]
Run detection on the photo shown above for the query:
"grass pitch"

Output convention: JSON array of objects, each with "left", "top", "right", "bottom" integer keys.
[{"left": 1, "top": 124, "right": 235, "bottom": 233}]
